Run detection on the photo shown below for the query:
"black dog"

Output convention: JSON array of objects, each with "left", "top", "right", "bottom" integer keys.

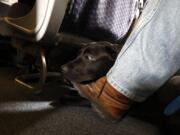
[{"left": 61, "top": 41, "right": 122, "bottom": 83}]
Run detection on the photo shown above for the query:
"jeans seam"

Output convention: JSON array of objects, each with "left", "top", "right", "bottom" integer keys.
[{"left": 117, "top": 0, "right": 161, "bottom": 60}]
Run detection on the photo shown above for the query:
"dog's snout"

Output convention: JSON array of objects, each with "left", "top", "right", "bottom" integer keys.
[{"left": 61, "top": 65, "right": 68, "bottom": 73}]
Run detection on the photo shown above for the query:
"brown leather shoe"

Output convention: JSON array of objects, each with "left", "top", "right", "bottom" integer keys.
[{"left": 74, "top": 76, "right": 133, "bottom": 121}]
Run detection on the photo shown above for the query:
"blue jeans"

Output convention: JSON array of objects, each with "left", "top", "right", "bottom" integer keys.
[{"left": 107, "top": 0, "right": 180, "bottom": 102}]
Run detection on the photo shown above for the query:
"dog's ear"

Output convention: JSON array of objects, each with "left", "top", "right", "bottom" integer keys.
[
  {"left": 105, "top": 46, "right": 119, "bottom": 60},
  {"left": 102, "top": 42, "right": 122, "bottom": 60},
  {"left": 99, "top": 41, "right": 123, "bottom": 52},
  {"left": 114, "top": 43, "right": 123, "bottom": 52}
]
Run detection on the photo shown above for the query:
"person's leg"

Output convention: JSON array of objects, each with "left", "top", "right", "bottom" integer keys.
[
  {"left": 107, "top": 0, "right": 180, "bottom": 102},
  {"left": 75, "top": 0, "right": 180, "bottom": 121}
]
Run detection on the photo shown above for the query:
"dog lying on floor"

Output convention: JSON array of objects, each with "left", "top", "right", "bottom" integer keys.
[
  {"left": 49, "top": 41, "right": 123, "bottom": 106},
  {"left": 52, "top": 40, "right": 180, "bottom": 115},
  {"left": 61, "top": 41, "right": 122, "bottom": 83}
]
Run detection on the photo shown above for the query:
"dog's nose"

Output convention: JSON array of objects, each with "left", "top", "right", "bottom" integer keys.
[{"left": 61, "top": 66, "right": 68, "bottom": 73}]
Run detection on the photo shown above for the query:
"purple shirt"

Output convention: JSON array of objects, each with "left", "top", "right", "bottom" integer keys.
[{"left": 61, "top": 0, "right": 138, "bottom": 42}]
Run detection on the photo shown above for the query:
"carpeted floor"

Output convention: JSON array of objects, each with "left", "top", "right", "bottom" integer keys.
[{"left": 0, "top": 67, "right": 164, "bottom": 135}]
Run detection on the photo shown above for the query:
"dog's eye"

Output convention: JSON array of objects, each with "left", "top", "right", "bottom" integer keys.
[{"left": 84, "top": 55, "right": 96, "bottom": 61}]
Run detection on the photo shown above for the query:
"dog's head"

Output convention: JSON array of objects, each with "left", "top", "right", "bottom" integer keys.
[{"left": 61, "top": 41, "right": 122, "bottom": 83}]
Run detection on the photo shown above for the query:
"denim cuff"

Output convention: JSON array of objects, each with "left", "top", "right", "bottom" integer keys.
[{"left": 107, "top": 73, "right": 146, "bottom": 102}]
